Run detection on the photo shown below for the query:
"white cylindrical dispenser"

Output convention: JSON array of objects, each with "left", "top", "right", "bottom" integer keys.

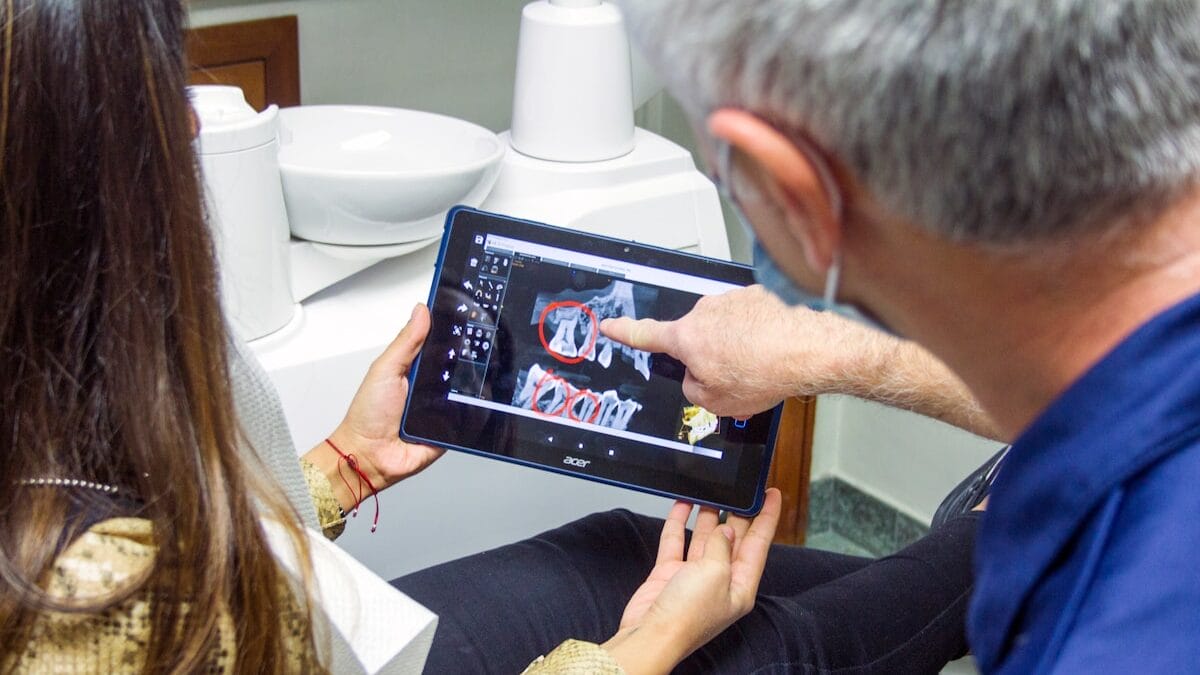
[
  {"left": 191, "top": 86, "right": 295, "bottom": 341},
  {"left": 510, "top": 0, "right": 635, "bottom": 162}
]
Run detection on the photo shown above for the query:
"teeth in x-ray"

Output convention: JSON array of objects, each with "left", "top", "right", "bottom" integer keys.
[
  {"left": 598, "top": 340, "right": 613, "bottom": 368},
  {"left": 629, "top": 348, "right": 650, "bottom": 380},
  {"left": 513, "top": 365, "right": 542, "bottom": 410},
  {"left": 548, "top": 314, "right": 580, "bottom": 358},
  {"left": 534, "top": 281, "right": 652, "bottom": 379},
  {"left": 511, "top": 363, "right": 643, "bottom": 431},
  {"left": 596, "top": 390, "right": 641, "bottom": 429}
]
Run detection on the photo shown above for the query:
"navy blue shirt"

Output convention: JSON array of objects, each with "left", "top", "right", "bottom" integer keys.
[{"left": 969, "top": 292, "right": 1200, "bottom": 673}]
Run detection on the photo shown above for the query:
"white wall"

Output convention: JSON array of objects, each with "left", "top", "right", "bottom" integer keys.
[
  {"left": 190, "top": 0, "right": 529, "bottom": 131},
  {"left": 812, "top": 395, "right": 1004, "bottom": 523}
]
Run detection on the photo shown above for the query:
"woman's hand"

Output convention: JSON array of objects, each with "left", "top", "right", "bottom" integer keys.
[
  {"left": 303, "top": 304, "right": 445, "bottom": 511},
  {"left": 602, "top": 488, "right": 783, "bottom": 674}
]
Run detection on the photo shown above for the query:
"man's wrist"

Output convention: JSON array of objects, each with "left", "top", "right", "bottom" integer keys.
[
  {"left": 780, "top": 308, "right": 887, "bottom": 400},
  {"left": 864, "top": 331, "right": 904, "bottom": 393}
]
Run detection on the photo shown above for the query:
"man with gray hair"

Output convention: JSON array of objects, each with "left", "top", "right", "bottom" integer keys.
[{"left": 602, "top": 0, "right": 1200, "bottom": 672}]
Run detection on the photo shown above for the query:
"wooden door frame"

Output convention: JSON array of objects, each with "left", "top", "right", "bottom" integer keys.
[{"left": 767, "top": 397, "right": 817, "bottom": 545}]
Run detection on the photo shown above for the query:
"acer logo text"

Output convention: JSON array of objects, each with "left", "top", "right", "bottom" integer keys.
[{"left": 563, "top": 456, "right": 591, "bottom": 468}]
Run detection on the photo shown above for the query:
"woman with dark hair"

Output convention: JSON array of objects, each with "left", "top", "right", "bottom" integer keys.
[
  {"left": 0, "top": 0, "right": 327, "bottom": 670},
  {"left": 0, "top": 0, "right": 991, "bottom": 672}
]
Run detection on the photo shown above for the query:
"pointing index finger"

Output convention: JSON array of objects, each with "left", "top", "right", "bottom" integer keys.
[{"left": 600, "top": 316, "right": 676, "bottom": 355}]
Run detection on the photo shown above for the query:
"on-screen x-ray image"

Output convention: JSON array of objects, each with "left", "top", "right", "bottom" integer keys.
[
  {"left": 511, "top": 363, "right": 643, "bottom": 430},
  {"left": 489, "top": 264, "right": 719, "bottom": 445},
  {"left": 529, "top": 280, "right": 652, "bottom": 379}
]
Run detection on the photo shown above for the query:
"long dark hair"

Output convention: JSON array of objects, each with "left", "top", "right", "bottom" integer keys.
[{"left": 0, "top": 0, "right": 315, "bottom": 670}]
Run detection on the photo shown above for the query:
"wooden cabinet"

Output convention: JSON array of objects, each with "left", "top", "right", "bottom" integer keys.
[{"left": 187, "top": 16, "right": 300, "bottom": 111}]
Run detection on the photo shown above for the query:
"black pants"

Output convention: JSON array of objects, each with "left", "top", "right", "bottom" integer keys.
[{"left": 392, "top": 510, "right": 978, "bottom": 674}]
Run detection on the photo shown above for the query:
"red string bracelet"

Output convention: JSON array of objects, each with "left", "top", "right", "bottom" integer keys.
[{"left": 325, "top": 438, "right": 381, "bottom": 533}]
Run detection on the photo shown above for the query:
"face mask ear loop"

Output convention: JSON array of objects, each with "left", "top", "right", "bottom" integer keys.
[
  {"left": 822, "top": 250, "right": 842, "bottom": 308},
  {"left": 715, "top": 140, "right": 758, "bottom": 244},
  {"left": 792, "top": 132, "right": 844, "bottom": 225},
  {"left": 792, "top": 136, "right": 844, "bottom": 308},
  {"left": 761, "top": 130, "right": 844, "bottom": 308}
]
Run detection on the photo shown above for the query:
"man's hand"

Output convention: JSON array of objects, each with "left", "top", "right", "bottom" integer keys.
[
  {"left": 303, "top": 304, "right": 445, "bottom": 511},
  {"left": 604, "top": 285, "right": 1004, "bottom": 439},
  {"left": 602, "top": 489, "right": 783, "bottom": 674},
  {"left": 601, "top": 285, "right": 889, "bottom": 417}
]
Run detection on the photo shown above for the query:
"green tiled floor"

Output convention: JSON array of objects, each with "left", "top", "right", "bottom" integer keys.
[
  {"left": 806, "top": 478, "right": 930, "bottom": 557},
  {"left": 805, "top": 530, "right": 874, "bottom": 557}
]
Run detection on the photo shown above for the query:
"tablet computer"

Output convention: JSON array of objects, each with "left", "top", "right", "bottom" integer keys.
[{"left": 401, "top": 207, "right": 781, "bottom": 515}]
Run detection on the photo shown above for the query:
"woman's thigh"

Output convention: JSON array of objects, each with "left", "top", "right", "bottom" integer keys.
[
  {"left": 392, "top": 509, "right": 654, "bottom": 673},
  {"left": 681, "top": 514, "right": 978, "bottom": 674},
  {"left": 392, "top": 508, "right": 878, "bottom": 674}
]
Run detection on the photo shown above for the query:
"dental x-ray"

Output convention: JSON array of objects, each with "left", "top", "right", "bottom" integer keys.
[{"left": 403, "top": 208, "right": 780, "bottom": 514}]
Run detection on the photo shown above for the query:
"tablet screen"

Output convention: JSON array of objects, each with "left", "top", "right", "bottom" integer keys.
[{"left": 402, "top": 207, "right": 780, "bottom": 514}]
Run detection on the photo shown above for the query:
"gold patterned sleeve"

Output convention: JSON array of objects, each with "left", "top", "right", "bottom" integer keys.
[
  {"left": 5, "top": 518, "right": 233, "bottom": 673},
  {"left": 301, "top": 457, "right": 347, "bottom": 540},
  {"left": 521, "top": 639, "right": 625, "bottom": 674}
]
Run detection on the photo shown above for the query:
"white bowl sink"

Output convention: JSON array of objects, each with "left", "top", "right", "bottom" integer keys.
[{"left": 277, "top": 105, "right": 504, "bottom": 246}]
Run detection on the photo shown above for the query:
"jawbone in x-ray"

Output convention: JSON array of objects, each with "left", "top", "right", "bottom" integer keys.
[{"left": 512, "top": 281, "right": 654, "bottom": 429}]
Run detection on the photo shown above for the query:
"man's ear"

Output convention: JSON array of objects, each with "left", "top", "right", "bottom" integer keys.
[{"left": 707, "top": 108, "right": 841, "bottom": 273}]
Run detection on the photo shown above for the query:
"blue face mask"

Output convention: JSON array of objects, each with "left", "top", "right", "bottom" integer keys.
[
  {"left": 742, "top": 213, "right": 894, "bottom": 335},
  {"left": 714, "top": 138, "right": 895, "bottom": 334},
  {"left": 751, "top": 239, "right": 823, "bottom": 308}
]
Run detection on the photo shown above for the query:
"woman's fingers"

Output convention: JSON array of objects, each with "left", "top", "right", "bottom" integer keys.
[
  {"left": 656, "top": 501, "right": 693, "bottom": 565},
  {"left": 724, "top": 509, "right": 755, "bottom": 559},
  {"left": 688, "top": 506, "right": 720, "bottom": 560},
  {"left": 373, "top": 303, "right": 431, "bottom": 378},
  {"left": 729, "top": 489, "right": 783, "bottom": 600},
  {"left": 702, "top": 523, "right": 735, "bottom": 565},
  {"left": 671, "top": 490, "right": 780, "bottom": 570}
]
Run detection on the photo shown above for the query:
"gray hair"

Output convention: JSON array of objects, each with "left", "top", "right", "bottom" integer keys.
[{"left": 618, "top": 0, "right": 1200, "bottom": 246}]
